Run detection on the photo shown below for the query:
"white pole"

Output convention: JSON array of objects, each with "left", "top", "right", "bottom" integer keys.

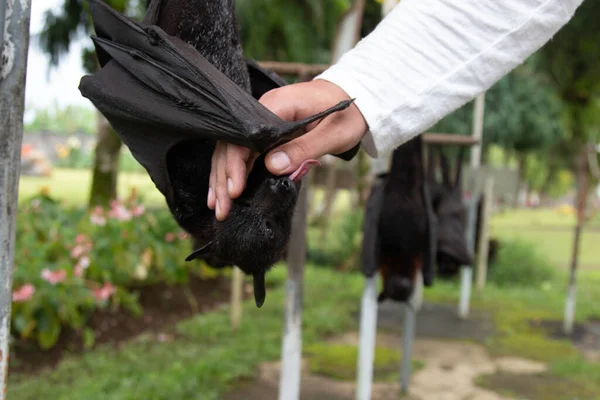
[
  {"left": 400, "top": 302, "right": 416, "bottom": 395},
  {"left": 355, "top": 275, "right": 379, "bottom": 400},
  {"left": 458, "top": 92, "right": 486, "bottom": 319},
  {"left": 278, "top": 184, "right": 308, "bottom": 400},
  {"left": 0, "top": 0, "right": 32, "bottom": 396}
]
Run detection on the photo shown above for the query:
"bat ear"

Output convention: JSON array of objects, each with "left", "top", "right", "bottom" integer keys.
[
  {"left": 377, "top": 292, "right": 387, "bottom": 303},
  {"left": 427, "top": 145, "right": 436, "bottom": 181},
  {"left": 184, "top": 241, "right": 213, "bottom": 262},
  {"left": 439, "top": 148, "right": 451, "bottom": 186},
  {"left": 455, "top": 147, "right": 466, "bottom": 188},
  {"left": 253, "top": 272, "right": 266, "bottom": 308}
]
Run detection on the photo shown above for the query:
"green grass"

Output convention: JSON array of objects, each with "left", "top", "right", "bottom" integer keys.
[
  {"left": 7, "top": 266, "right": 364, "bottom": 400},
  {"left": 304, "top": 343, "right": 424, "bottom": 382},
  {"left": 19, "top": 168, "right": 165, "bottom": 207},
  {"left": 8, "top": 264, "right": 600, "bottom": 399}
]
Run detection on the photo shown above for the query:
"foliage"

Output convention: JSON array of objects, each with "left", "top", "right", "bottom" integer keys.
[
  {"left": 8, "top": 267, "right": 364, "bottom": 400},
  {"left": 11, "top": 190, "right": 202, "bottom": 349},
  {"left": 24, "top": 104, "right": 96, "bottom": 136},
  {"left": 236, "top": 0, "right": 352, "bottom": 63},
  {"left": 307, "top": 209, "right": 364, "bottom": 269},
  {"left": 433, "top": 64, "right": 563, "bottom": 155},
  {"left": 487, "top": 238, "right": 556, "bottom": 288}
]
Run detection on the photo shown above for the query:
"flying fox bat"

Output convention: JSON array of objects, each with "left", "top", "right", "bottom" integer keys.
[
  {"left": 78, "top": 0, "right": 359, "bottom": 308},
  {"left": 427, "top": 146, "right": 473, "bottom": 277},
  {"left": 361, "top": 135, "right": 437, "bottom": 303}
]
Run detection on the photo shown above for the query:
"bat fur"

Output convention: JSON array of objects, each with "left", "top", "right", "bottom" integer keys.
[{"left": 156, "top": 0, "right": 299, "bottom": 307}]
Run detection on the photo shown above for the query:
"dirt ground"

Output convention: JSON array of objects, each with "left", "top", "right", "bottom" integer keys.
[
  {"left": 223, "top": 333, "right": 547, "bottom": 400},
  {"left": 223, "top": 302, "right": 547, "bottom": 400}
]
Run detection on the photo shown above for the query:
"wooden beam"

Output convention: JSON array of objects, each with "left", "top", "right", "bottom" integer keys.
[
  {"left": 257, "top": 61, "right": 329, "bottom": 77},
  {"left": 423, "top": 133, "right": 480, "bottom": 146}
]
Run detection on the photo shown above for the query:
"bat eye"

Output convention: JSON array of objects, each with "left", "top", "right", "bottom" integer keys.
[{"left": 265, "top": 221, "right": 274, "bottom": 239}]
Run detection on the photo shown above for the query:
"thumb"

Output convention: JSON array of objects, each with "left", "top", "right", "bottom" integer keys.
[{"left": 265, "top": 119, "right": 349, "bottom": 176}]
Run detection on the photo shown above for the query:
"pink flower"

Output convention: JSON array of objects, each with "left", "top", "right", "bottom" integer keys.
[
  {"left": 41, "top": 268, "right": 67, "bottom": 285},
  {"left": 93, "top": 283, "right": 116, "bottom": 301},
  {"left": 90, "top": 208, "right": 106, "bottom": 226},
  {"left": 107, "top": 202, "right": 132, "bottom": 222},
  {"left": 71, "top": 245, "right": 85, "bottom": 259},
  {"left": 74, "top": 265, "right": 84, "bottom": 278},
  {"left": 165, "top": 232, "right": 176, "bottom": 242},
  {"left": 75, "top": 233, "right": 88, "bottom": 244},
  {"left": 74, "top": 256, "right": 90, "bottom": 278},
  {"left": 131, "top": 204, "right": 145, "bottom": 217},
  {"left": 12, "top": 284, "right": 35, "bottom": 302},
  {"left": 177, "top": 232, "right": 189, "bottom": 240}
]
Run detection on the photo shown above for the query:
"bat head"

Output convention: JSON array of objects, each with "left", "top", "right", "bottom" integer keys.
[
  {"left": 185, "top": 155, "right": 319, "bottom": 307},
  {"left": 431, "top": 148, "right": 473, "bottom": 267},
  {"left": 378, "top": 275, "right": 415, "bottom": 303}
]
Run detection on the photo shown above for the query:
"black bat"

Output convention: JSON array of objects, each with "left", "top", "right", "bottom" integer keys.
[
  {"left": 361, "top": 135, "right": 437, "bottom": 303},
  {"left": 427, "top": 146, "right": 473, "bottom": 277},
  {"left": 78, "top": 0, "right": 359, "bottom": 308}
]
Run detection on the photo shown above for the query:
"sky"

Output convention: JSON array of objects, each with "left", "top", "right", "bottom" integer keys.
[{"left": 25, "top": 0, "right": 93, "bottom": 113}]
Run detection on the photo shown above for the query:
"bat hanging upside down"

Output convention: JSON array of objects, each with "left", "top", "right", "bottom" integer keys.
[{"left": 78, "top": 0, "right": 359, "bottom": 307}]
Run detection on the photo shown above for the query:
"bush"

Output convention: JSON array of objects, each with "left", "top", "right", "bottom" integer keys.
[
  {"left": 307, "top": 209, "right": 364, "bottom": 270},
  {"left": 487, "top": 238, "right": 556, "bottom": 287},
  {"left": 11, "top": 190, "right": 208, "bottom": 349}
]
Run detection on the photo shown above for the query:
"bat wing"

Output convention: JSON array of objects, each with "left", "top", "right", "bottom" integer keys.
[
  {"left": 361, "top": 175, "right": 386, "bottom": 277},
  {"left": 79, "top": 0, "right": 353, "bottom": 203}
]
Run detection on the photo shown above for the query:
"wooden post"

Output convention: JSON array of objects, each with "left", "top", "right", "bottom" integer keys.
[
  {"left": 230, "top": 267, "right": 243, "bottom": 330},
  {"left": 476, "top": 177, "right": 494, "bottom": 291},
  {"left": 0, "top": 0, "right": 32, "bottom": 396},
  {"left": 564, "top": 149, "right": 589, "bottom": 334}
]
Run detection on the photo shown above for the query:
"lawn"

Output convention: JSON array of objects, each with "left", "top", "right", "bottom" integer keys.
[
  {"left": 19, "top": 168, "right": 165, "bottom": 207},
  {"left": 8, "top": 264, "right": 600, "bottom": 399},
  {"left": 19, "top": 168, "right": 600, "bottom": 268}
]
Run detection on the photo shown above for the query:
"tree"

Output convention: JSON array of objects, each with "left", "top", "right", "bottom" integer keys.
[
  {"left": 432, "top": 63, "right": 563, "bottom": 194},
  {"left": 236, "top": 0, "right": 352, "bottom": 64},
  {"left": 39, "top": 0, "right": 146, "bottom": 207},
  {"left": 534, "top": 0, "right": 600, "bottom": 334}
]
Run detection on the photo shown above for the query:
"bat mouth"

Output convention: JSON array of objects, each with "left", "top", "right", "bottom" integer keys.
[{"left": 289, "top": 159, "right": 320, "bottom": 182}]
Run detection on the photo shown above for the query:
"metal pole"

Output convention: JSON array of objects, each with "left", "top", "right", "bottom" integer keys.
[
  {"left": 458, "top": 92, "right": 486, "bottom": 319},
  {"left": 278, "top": 183, "right": 308, "bottom": 400},
  {"left": 0, "top": 0, "right": 32, "bottom": 396},
  {"left": 470, "top": 93, "right": 486, "bottom": 169},
  {"left": 400, "top": 299, "right": 416, "bottom": 394},
  {"left": 458, "top": 191, "right": 480, "bottom": 319},
  {"left": 355, "top": 275, "right": 379, "bottom": 400}
]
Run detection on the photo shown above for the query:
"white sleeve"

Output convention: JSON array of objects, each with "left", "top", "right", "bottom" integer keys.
[{"left": 315, "top": 0, "right": 583, "bottom": 158}]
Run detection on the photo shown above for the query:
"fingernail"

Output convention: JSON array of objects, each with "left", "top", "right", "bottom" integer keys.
[
  {"left": 207, "top": 187, "right": 214, "bottom": 207},
  {"left": 270, "top": 151, "right": 291, "bottom": 171},
  {"left": 227, "top": 178, "right": 233, "bottom": 195},
  {"left": 216, "top": 199, "right": 221, "bottom": 218}
]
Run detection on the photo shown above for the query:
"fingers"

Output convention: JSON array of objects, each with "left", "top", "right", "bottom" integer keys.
[
  {"left": 208, "top": 142, "right": 252, "bottom": 221},
  {"left": 225, "top": 145, "right": 251, "bottom": 199},
  {"left": 265, "top": 103, "right": 367, "bottom": 176}
]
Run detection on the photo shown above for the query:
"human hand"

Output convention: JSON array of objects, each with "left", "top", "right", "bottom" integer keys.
[{"left": 208, "top": 79, "right": 368, "bottom": 221}]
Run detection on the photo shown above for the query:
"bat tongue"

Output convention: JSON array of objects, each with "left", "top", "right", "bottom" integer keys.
[
  {"left": 253, "top": 272, "right": 266, "bottom": 308},
  {"left": 289, "top": 159, "right": 320, "bottom": 182}
]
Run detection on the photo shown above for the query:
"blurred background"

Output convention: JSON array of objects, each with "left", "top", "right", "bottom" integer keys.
[{"left": 8, "top": 0, "right": 600, "bottom": 399}]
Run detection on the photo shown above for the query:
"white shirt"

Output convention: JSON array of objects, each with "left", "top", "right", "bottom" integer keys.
[{"left": 316, "top": 0, "right": 584, "bottom": 161}]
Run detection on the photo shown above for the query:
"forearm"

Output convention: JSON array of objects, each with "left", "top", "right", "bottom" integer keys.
[{"left": 316, "top": 0, "right": 583, "bottom": 158}]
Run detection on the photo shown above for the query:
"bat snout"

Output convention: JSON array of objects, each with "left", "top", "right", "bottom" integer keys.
[
  {"left": 269, "top": 177, "right": 295, "bottom": 194},
  {"left": 381, "top": 276, "right": 415, "bottom": 303}
]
